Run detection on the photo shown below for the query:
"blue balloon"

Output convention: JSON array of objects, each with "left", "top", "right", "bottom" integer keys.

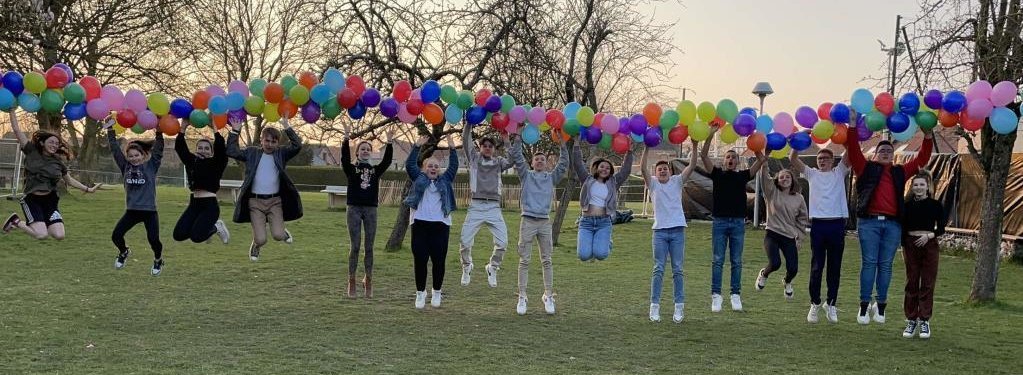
[
  {"left": 989, "top": 106, "right": 1019, "bottom": 135},
  {"left": 0, "top": 88, "right": 15, "bottom": 111},
  {"left": 789, "top": 132, "right": 811, "bottom": 151},
  {"left": 63, "top": 102, "right": 87, "bottom": 121},
  {"left": 887, "top": 113, "right": 910, "bottom": 133},
  {"left": 484, "top": 95, "right": 502, "bottom": 113},
  {"left": 420, "top": 80, "right": 441, "bottom": 103},
  {"left": 766, "top": 133, "right": 787, "bottom": 151},
  {"left": 208, "top": 96, "right": 228, "bottom": 115},
  {"left": 170, "top": 98, "right": 193, "bottom": 118},
  {"left": 18, "top": 93, "right": 41, "bottom": 113},
  {"left": 563, "top": 102, "right": 582, "bottom": 119},
  {"left": 850, "top": 88, "right": 874, "bottom": 113},
  {"left": 756, "top": 114, "right": 773, "bottom": 134},
  {"left": 310, "top": 84, "right": 332, "bottom": 105},
  {"left": 348, "top": 100, "right": 367, "bottom": 119},
  {"left": 323, "top": 68, "right": 345, "bottom": 93},
  {"left": 829, "top": 103, "right": 851, "bottom": 124},
  {"left": 892, "top": 117, "right": 919, "bottom": 142},
  {"left": 2, "top": 72, "right": 24, "bottom": 96},
  {"left": 521, "top": 125, "right": 540, "bottom": 145},
  {"left": 361, "top": 88, "right": 381, "bottom": 108},
  {"left": 466, "top": 106, "right": 487, "bottom": 125},
  {"left": 445, "top": 104, "right": 463, "bottom": 124},
  {"left": 379, "top": 97, "right": 399, "bottom": 118},
  {"left": 630, "top": 133, "right": 643, "bottom": 143},
  {"left": 898, "top": 93, "right": 920, "bottom": 116},
  {"left": 739, "top": 107, "right": 758, "bottom": 117},
  {"left": 226, "top": 92, "right": 245, "bottom": 111},
  {"left": 942, "top": 91, "right": 966, "bottom": 113}
]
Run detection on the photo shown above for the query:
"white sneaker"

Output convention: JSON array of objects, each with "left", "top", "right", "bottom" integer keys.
[
  {"left": 730, "top": 294, "right": 743, "bottom": 311},
  {"left": 672, "top": 303, "right": 685, "bottom": 323},
  {"left": 542, "top": 294, "right": 556, "bottom": 314},
  {"left": 755, "top": 268, "right": 767, "bottom": 290},
  {"left": 461, "top": 263, "right": 473, "bottom": 286},
  {"left": 825, "top": 303, "right": 839, "bottom": 323},
  {"left": 485, "top": 264, "right": 497, "bottom": 288},
  {"left": 283, "top": 229, "right": 294, "bottom": 244},
  {"left": 711, "top": 294, "right": 723, "bottom": 313},
  {"left": 807, "top": 304, "right": 821, "bottom": 323},
  {"left": 784, "top": 283, "right": 794, "bottom": 300},
  {"left": 431, "top": 289, "right": 443, "bottom": 308},
  {"left": 870, "top": 302, "right": 886, "bottom": 324},
  {"left": 414, "top": 291, "right": 427, "bottom": 310},
  {"left": 903, "top": 319, "right": 918, "bottom": 338},
  {"left": 215, "top": 219, "right": 230, "bottom": 244},
  {"left": 649, "top": 303, "right": 661, "bottom": 322},
  {"left": 516, "top": 297, "right": 527, "bottom": 315},
  {"left": 857, "top": 304, "right": 870, "bottom": 325}
]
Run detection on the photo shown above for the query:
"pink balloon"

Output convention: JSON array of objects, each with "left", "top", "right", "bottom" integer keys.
[
  {"left": 206, "top": 85, "right": 226, "bottom": 97},
  {"left": 227, "top": 80, "right": 249, "bottom": 96},
  {"left": 990, "top": 81, "right": 1018, "bottom": 107},
  {"left": 137, "top": 110, "right": 158, "bottom": 130},
  {"left": 965, "top": 80, "right": 992, "bottom": 102},
  {"left": 506, "top": 122, "right": 520, "bottom": 135},
  {"left": 527, "top": 107, "right": 546, "bottom": 125},
  {"left": 410, "top": 88, "right": 421, "bottom": 101},
  {"left": 86, "top": 99, "right": 110, "bottom": 121},
  {"left": 508, "top": 106, "right": 527, "bottom": 123},
  {"left": 601, "top": 114, "right": 619, "bottom": 134},
  {"left": 772, "top": 112, "right": 795, "bottom": 136},
  {"left": 101, "top": 85, "right": 124, "bottom": 110},
  {"left": 967, "top": 98, "right": 994, "bottom": 119},
  {"left": 124, "top": 89, "right": 148, "bottom": 113},
  {"left": 397, "top": 103, "right": 417, "bottom": 123}
]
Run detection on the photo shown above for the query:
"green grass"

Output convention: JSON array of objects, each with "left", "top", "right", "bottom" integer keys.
[{"left": 1, "top": 187, "right": 1021, "bottom": 374}]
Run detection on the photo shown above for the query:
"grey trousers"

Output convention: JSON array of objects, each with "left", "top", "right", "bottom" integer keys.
[{"left": 347, "top": 205, "right": 377, "bottom": 277}]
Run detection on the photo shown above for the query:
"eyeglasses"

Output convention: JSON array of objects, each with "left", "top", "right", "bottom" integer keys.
[{"left": 876, "top": 149, "right": 894, "bottom": 154}]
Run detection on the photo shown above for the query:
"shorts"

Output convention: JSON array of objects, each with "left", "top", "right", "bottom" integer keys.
[{"left": 21, "top": 191, "right": 63, "bottom": 226}]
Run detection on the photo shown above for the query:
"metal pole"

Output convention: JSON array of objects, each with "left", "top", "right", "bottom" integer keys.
[
  {"left": 887, "top": 15, "right": 902, "bottom": 142},
  {"left": 753, "top": 96, "right": 765, "bottom": 227}
]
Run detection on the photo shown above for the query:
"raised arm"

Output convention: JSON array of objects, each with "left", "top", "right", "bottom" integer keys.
[
  {"left": 759, "top": 157, "right": 776, "bottom": 201},
  {"left": 700, "top": 132, "right": 715, "bottom": 172},
  {"left": 406, "top": 135, "right": 427, "bottom": 179},
  {"left": 613, "top": 149, "right": 634, "bottom": 186},
  {"left": 341, "top": 138, "right": 355, "bottom": 176},
  {"left": 747, "top": 151, "right": 767, "bottom": 180},
  {"left": 226, "top": 121, "right": 247, "bottom": 162},
  {"left": 789, "top": 146, "right": 806, "bottom": 174},
  {"left": 508, "top": 135, "right": 528, "bottom": 177},
  {"left": 552, "top": 143, "right": 570, "bottom": 184},
  {"left": 175, "top": 127, "right": 196, "bottom": 166},
  {"left": 462, "top": 123, "right": 477, "bottom": 163},
  {"left": 640, "top": 145, "right": 651, "bottom": 183},
  {"left": 844, "top": 121, "right": 867, "bottom": 175},
  {"left": 213, "top": 131, "right": 227, "bottom": 167},
  {"left": 570, "top": 142, "right": 588, "bottom": 181},
  {"left": 376, "top": 142, "right": 394, "bottom": 175},
  {"left": 106, "top": 128, "right": 128, "bottom": 171},
  {"left": 682, "top": 139, "right": 699, "bottom": 181},
  {"left": 903, "top": 134, "right": 934, "bottom": 176},
  {"left": 148, "top": 131, "right": 165, "bottom": 170},
  {"left": 443, "top": 133, "right": 459, "bottom": 182},
  {"left": 8, "top": 111, "right": 28, "bottom": 148},
  {"left": 280, "top": 120, "right": 303, "bottom": 161}
]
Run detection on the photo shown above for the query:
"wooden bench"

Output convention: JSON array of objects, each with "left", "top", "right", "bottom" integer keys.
[
  {"left": 321, "top": 185, "right": 348, "bottom": 209},
  {"left": 219, "top": 179, "right": 243, "bottom": 204}
]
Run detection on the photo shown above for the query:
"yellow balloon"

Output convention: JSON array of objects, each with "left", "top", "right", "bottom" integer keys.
[
  {"left": 539, "top": 122, "right": 551, "bottom": 132},
  {"left": 577, "top": 106, "right": 595, "bottom": 126},
  {"left": 689, "top": 120, "right": 711, "bottom": 141},
  {"left": 697, "top": 101, "right": 716, "bottom": 122},
  {"left": 113, "top": 124, "right": 126, "bottom": 135},
  {"left": 771, "top": 144, "right": 791, "bottom": 159},
  {"left": 263, "top": 102, "right": 281, "bottom": 122},
  {"left": 720, "top": 124, "right": 739, "bottom": 144},
  {"left": 148, "top": 93, "right": 170, "bottom": 116},
  {"left": 676, "top": 100, "right": 697, "bottom": 126}
]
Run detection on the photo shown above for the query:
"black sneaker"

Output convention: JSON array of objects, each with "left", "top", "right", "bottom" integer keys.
[
  {"left": 3, "top": 213, "right": 20, "bottom": 233},
  {"left": 919, "top": 320, "right": 931, "bottom": 339},
  {"left": 151, "top": 259, "right": 164, "bottom": 276},
  {"left": 902, "top": 320, "right": 918, "bottom": 338},
  {"left": 115, "top": 250, "right": 130, "bottom": 269}
]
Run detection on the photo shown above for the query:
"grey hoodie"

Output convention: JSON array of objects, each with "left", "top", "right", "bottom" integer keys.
[
  {"left": 463, "top": 125, "right": 513, "bottom": 201},
  {"left": 108, "top": 130, "right": 164, "bottom": 211},
  {"left": 509, "top": 138, "right": 568, "bottom": 218}
]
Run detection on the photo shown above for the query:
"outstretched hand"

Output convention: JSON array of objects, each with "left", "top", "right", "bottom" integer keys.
[
  {"left": 415, "top": 135, "right": 430, "bottom": 146},
  {"left": 385, "top": 126, "right": 395, "bottom": 143}
]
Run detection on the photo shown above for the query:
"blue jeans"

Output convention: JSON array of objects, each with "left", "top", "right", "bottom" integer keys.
[
  {"left": 711, "top": 217, "right": 745, "bottom": 295},
  {"left": 651, "top": 226, "right": 686, "bottom": 304},
  {"left": 857, "top": 217, "right": 901, "bottom": 303},
  {"left": 577, "top": 216, "right": 612, "bottom": 261}
]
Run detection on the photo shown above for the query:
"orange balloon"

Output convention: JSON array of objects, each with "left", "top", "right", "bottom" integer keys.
[
  {"left": 746, "top": 133, "right": 766, "bottom": 152},
  {"left": 159, "top": 115, "right": 180, "bottom": 136},
  {"left": 422, "top": 103, "right": 444, "bottom": 125},
  {"left": 298, "top": 71, "right": 318, "bottom": 90},
  {"left": 938, "top": 110, "right": 959, "bottom": 128},
  {"left": 192, "top": 90, "right": 211, "bottom": 110},
  {"left": 212, "top": 114, "right": 228, "bottom": 129},
  {"left": 643, "top": 102, "right": 663, "bottom": 125},
  {"left": 277, "top": 100, "right": 298, "bottom": 118},
  {"left": 710, "top": 116, "right": 726, "bottom": 128},
  {"left": 830, "top": 124, "right": 848, "bottom": 144},
  {"left": 264, "top": 83, "right": 285, "bottom": 104},
  {"left": 811, "top": 134, "right": 829, "bottom": 144}
]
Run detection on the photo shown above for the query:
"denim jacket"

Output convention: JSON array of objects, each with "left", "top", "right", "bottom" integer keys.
[{"left": 403, "top": 145, "right": 459, "bottom": 216}]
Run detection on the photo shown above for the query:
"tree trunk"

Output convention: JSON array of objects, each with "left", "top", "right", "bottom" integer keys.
[
  {"left": 968, "top": 134, "right": 1015, "bottom": 302},
  {"left": 551, "top": 139, "right": 577, "bottom": 245},
  {"left": 385, "top": 180, "right": 413, "bottom": 252}
]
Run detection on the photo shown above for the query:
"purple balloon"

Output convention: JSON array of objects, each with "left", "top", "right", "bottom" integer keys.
[
  {"left": 923, "top": 89, "right": 943, "bottom": 110},
  {"left": 733, "top": 114, "right": 756, "bottom": 136},
  {"left": 361, "top": 88, "right": 381, "bottom": 108},
  {"left": 53, "top": 63, "right": 74, "bottom": 82},
  {"left": 586, "top": 125, "right": 603, "bottom": 144},
  {"left": 629, "top": 114, "right": 646, "bottom": 135},
  {"left": 618, "top": 117, "right": 630, "bottom": 135},
  {"left": 643, "top": 127, "right": 662, "bottom": 147},
  {"left": 484, "top": 95, "right": 502, "bottom": 113},
  {"left": 856, "top": 123, "right": 873, "bottom": 141},
  {"left": 379, "top": 97, "right": 399, "bottom": 118},
  {"left": 301, "top": 102, "right": 321, "bottom": 123},
  {"left": 227, "top": 109, "right": 247, "bottom": 124},
  {"left": 794, "top": 106, "right": 818, "bottom": 128}
]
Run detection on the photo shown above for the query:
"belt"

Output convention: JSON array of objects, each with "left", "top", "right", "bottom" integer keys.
[
  {"left": 253, "top": 193, "right": 280, "bottom": 199},
  {"left": 862, "top": 214, "right": 896, "bottom": 221}
]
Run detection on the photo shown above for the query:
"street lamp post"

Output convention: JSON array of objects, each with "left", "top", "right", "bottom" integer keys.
[{"left": 752, "top": 82, "right": 774, "bottom": 227}]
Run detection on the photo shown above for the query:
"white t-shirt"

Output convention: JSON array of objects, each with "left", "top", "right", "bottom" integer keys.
[
  {"left": 589, "top": 181, "right": 608, "bottom": 208},
  {"left": 804, "top": 162, "right": 849, "bottom": 219},
  {"left": 649, "top": 174, "right": 688, "bottom": 229},
  {"left": 252, "top": 153, "right": 280, "bottom": 195},
  {"left": 412, "top": 181, "right": 451, "bottom": 225}
]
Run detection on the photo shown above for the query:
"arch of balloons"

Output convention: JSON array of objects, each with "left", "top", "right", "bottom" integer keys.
[{"left": 0, "top": 64, "right": 1019, "bottom": 157}]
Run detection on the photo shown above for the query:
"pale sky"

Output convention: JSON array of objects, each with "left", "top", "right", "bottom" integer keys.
[{"left": 644, "top": 0, "right": 923, "bottom": 114}]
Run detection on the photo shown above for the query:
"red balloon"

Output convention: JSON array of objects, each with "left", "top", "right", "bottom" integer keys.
[
  {"left": 545, "top": 109, "right": 565, "bottom": 129},
  {"left": 709, "top": 116, "right": 725, "bottom": 128},
  {"left": 263, "top": 83, "right": 284, "bottom": 104},
  {"left": 406, "top": 98, "right": 425, "bottom": 115},
  {"left": 45, "top": 67, "right": 69, "bottom": 88},
  {"left": 212, "top": 114, "right": 229, "bottom": 129},
  {"left": 593, "top": 113, "right": 605, "bottom": 128},
  {"left": 811, "top": 133, "right": 829, "bottom": 144},
  {"left": 938, "top": 110, "right": 959, "bottom": 128},
  {"left": 116, "top": 109, "right": 137, "bottom": 127},
  {"left": 874, "top": 92, "right": 895, "bottom": 115},
  {"left": 474, "top": 89, "right": 492, "bottom": 106},
  {"left": 668, "top": 125, "right": 688, "bottom": 144},
  {"left": 79, "top": 76, "right": 102, "bottom": 101},
  {"left": 278, "top": 101, "right": 298, "bottom": 119},
  {"left": 192, "top": 90, "right": 211, "bottom": 110},
  {"left": 393, "top": 80, "right": 412, "bottom": 102},
  {"left": 491, "top": 112, "right": 510, "bottom": 130},
  {"left": 817, "top": 102, "right": 833, "bottom": 121},
  {"left": 960, "top": 109, "right": 984, "bottom": 131},
  {"left": 338, "top": 88, "right": 359, "bottom": 109},
  {"left": 611, "top": 134, "right": 630, "bottom": 154},
  {"left": 345, "top": 75, "right": 366, "bottom": 97}
]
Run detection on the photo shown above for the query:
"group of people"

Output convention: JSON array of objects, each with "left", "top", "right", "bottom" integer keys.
[{"left": 2, "top": 108, "right": 947, "bottom": 338}]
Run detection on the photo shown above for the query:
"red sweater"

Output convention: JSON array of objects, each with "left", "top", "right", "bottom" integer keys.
[{"left": 845, "top": 134, "right": 933, "bottom": 217}]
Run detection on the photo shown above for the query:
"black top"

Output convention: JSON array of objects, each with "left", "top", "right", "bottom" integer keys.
[
  {"left": 176, "top": 132, "right": 228, "bottom": 194},
  {"left": 711, "top": 167, "right": 753, "bottom": 218},
  {"left": 903, "top": 197, "right": 945, "bottom": 236},
  {"left": 342, "top": 140, "right": 393, "bottom": 207}
]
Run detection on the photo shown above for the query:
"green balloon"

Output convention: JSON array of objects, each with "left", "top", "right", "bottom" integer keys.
[
  {"left": 249, "top": 79, "right": 267, "bottom": 98},
  {"left": 40, "top": 89, "right": 64, "bottom": 113},
  {"left": 280, "top": 75, "right": 298, "bottom": 93},
  {"left": 289, "top": 85, "right": 310, "bottom": 105},
  {"left": 563, "top": 118, "right": 581, "bottom": 136},
  {"left": 456, "top": 91, "right": 473, "bottom": 110},
  {"left": 322, "top": 97, "right": 342, "bottom": 119},
  {"left": 598, "top": 133, "right": 612, "bottom": 149},
  {"left": 500, "top": 94, "right": 515, "bottom": 113},
  {"left": 866, "top": 111, "right": 887, "bottom": 131},
  {"left": 131, "top": 124, "right": 145, "bottom": 134},
  {"left": 659, "top": 109, "right": 680, "bottom": 129},
  {"left": 244, "top": 96, "right": 265, "bottom": 116},
  {"left": 189, "top": 109, "right": 211, "bottom": 128},
  {"left": 716, "top": 99, "right": 739, "bottom": 123},
  {"left": 63, "top": 83, "right": 86, "bottom": 104},
  {"left": 440, "top": 85, "right": 458, "bottom": 104},
  {"left": 915, "top": 111, "right": 938, "bottom": 130}
]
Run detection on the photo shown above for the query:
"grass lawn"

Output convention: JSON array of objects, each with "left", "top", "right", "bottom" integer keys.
[{"left": 1, "top": 186, "right": 1021, "bottom": 374}]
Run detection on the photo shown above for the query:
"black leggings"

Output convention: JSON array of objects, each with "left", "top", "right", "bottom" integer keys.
[
  {"left": 762, "top": 229, "right": 799, "bottom": 283},
  {"left": 173, "top": 195, "right": 220, "bottom": 243},
  {"left": 411, "top": 220, "right": 450, "bottom": 291},
  {"left": 112, "top": 210, "right": 163, "bottom": 259}
]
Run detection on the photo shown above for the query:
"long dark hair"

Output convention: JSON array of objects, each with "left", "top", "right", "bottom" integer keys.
[
  {"left": 127, "top": 140, "right": 154, "bottom": 157},
  {"left": 31, "top": 131, "right": 73, "bottom": 160},
  {"left": 590, "top": 158, "right": 614, "bottom": 181}
]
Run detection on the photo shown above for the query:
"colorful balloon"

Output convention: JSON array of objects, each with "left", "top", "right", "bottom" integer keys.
[
  {"left": 874, "top": 92, "right": 895, "bottom": 115},
  {"left": 850, "top": 88, "right": 874, "bottom": 113},
  {"left": 829, "top": 103, "right": 851, "bottom": 124},
  {"left": 990, "top": 81, "right": 1019, "bottom": 107},
  {"left": 676, "top": 100, "right": 697, "bottom": 126},
  {"left": 795, "top": 106, "right": 818, "bottom": 128},
  {"left": 772, "top": 112, "right": 795, "bottom": 136},
  {"left": 697, "top": 101, "right": 716, "bottom": 122},
  {"left": 755, "top": 114, "right": 773, "bottom": 134},
  {"left": 668, "top": 125, "right": 688, "bottom": 144},
  {"left": 380, "top": 97, "right": 400, "bottom": 118},
  {"left": 923, "top": 89, "right": 943, "bottom": 110},
  {"left": 716, "top": 99, "right": 739, "bottom": 123},
  {"left": 898, "top": 93, "right": 920, "bottom": 116},
  {"left": 989, "top": 106, "right": 1019, "bottom": 135},
  {"left": 941, "top": 91, "right": 967, "bottom": 113}
]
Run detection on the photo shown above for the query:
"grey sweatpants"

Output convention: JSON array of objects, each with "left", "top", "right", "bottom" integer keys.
[{"left": 347, "top": 205, "right": 377, "bottom": 277}]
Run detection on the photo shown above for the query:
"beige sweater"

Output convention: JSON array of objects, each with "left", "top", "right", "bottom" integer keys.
[{"left": 761, "top": 169, "right": 810, "bottom": 240}]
